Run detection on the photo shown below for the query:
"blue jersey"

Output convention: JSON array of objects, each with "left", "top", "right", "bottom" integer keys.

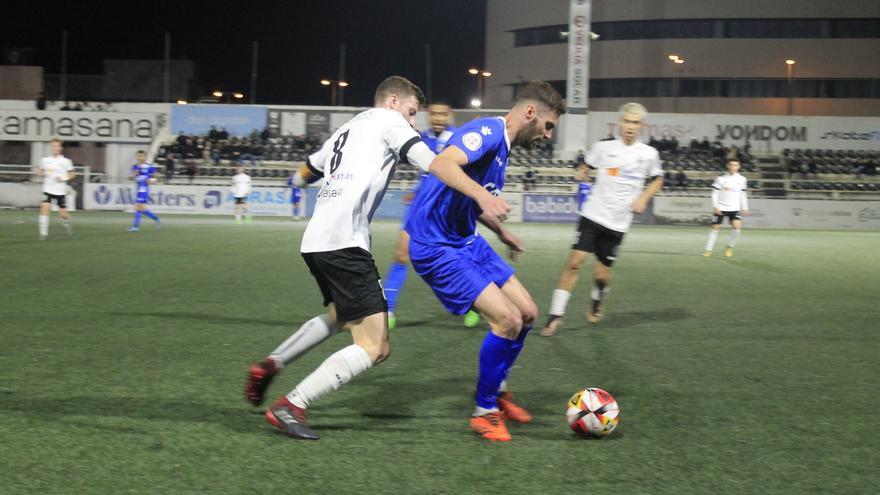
[
  {"left": 420, "top": 126, "right": 456, "bottom": 154},
  {"left": 131, "top": 163, "right": 156, "bottom": 194},
  {"left": 577, "top": 182, "right": 592, "bottom": 210},
  {"left": 406, "top": 117, "right": 510, "bottom": 247}
]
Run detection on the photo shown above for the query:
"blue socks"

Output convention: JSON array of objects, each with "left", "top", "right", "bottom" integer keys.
[
  {"left": 383, "top": 262, "right": 408, "bottom": 313},
  {"left": 475, "top": 325, "right": 532, "bottom": 410},
  {"left": 132, "top": 211, "right": 142, "bottom": 228},
  {"left": 476, "top": 331, "right": 516, "bottom": 409},
  {"left": 144, "top": 210, "right": 159, "bottom": 221},
  {"left": 504, "top": 325, "right": 531, "bottom": 379}
]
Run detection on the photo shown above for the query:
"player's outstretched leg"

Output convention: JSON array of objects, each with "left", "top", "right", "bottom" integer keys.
[
  {"left": 38, "top": 201, "right": 50, "bottom": 240},
  {"left": 541, "top": 250, "right": 588, "bottom": 337},
  {"left": 588, "top": 261, "right": 612, "bottom": 324},
  {"left": 384, "top": 231, "right": 410, "bottom": 330},
  {"left": 704, "top": 224, "right": 720, "bottom": 257},
  {"left": 470, "top": 280, "right": 537, "bottom": 441},
  {"left": 128, "top": 209, "right": 142, "bottom": 232},
  {"left": 59, "top": 209, "right": 73, "bottom": 235},
  {"left": 266, "top": 312, "right": 388, "bottom": 440},
  {"left": 245, "top": 313, "right": 341, "bottom": 406},
  {"left": 726, "top": 219, "right": 742, "bottom": 257},
  {"left": 494, "top": 276, "right": 537, "bottom": 423},
  {"left": 143, "top": 209, "right": 160, "bottom": 228}
]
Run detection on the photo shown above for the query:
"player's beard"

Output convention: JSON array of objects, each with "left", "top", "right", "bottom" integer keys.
[{"left": 514, "top": 119, "right": 544, "bottom": 149}]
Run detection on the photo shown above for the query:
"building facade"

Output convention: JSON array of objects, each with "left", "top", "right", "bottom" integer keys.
[{"left": 484, "top": 0, "right": 880, "bottom": 116}]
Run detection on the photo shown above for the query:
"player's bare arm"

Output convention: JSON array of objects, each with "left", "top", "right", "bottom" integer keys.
[
  {"left": 632, "top": 176, "right": 663, "bottom": 213},
  {"left": 429, "top": 146, "right": 510, "bottom": 223}
]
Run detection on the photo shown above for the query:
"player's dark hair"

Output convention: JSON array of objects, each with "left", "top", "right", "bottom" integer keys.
[
  {"left": 137, "top": 150, "right": 145, "bottom": 155},
  {"left": 429, "top": 100, "right": 450, "bottom": 108},
  {"left": 374, "top": 76, "right": 426, "bottom": 106},
  {"left": 515, "top": 81, "right": 566, "bottom": 116}
]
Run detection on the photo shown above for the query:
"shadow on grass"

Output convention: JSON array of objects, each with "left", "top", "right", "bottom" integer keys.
[
  {"left": 104, "top": 310, "right": 291, "bottom": 328},
  {"left": 601, "top": 307, "right": 693, "bottom": 330}
]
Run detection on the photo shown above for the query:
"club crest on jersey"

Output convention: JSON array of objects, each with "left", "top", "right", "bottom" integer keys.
[{"left": 462, "top": 132, "right": 482, "bottom": 151}]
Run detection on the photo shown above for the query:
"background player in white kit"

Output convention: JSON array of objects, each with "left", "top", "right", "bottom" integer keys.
[
  {"left": 35, "top": 138, "right": 75, "bottom": 240},
  {"left": 541, "top": 103, "right": 663, "bottom": 336},
  {"left": 242, "top": 76, "right": 438, "bottom": 440},
  {"left": 230, "top": 167, "right": 252, "bottom": 224},
  {"left": 704, "top": 159, "right": 750, "bottom": 258}
]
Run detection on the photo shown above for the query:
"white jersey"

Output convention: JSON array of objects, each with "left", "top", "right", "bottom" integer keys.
[
  {"left": 40, "top": 155, "right": 74, "bottom": 196},
  {"left": 581, "top": 139, "right": 663, "bottom": 233},
  {"left": 231, "top": 173, "right": 252, "bottom": 197},
  {"left": 712, "top": 173, "right": 749, "bottom": 211},
  {"left": 301, "top": 108, "right": 422, "bottom": 254}
]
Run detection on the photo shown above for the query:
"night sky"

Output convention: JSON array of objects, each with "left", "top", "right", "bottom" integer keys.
[{"left": 2, "top": 0, "right": 487, "bottom": 107}]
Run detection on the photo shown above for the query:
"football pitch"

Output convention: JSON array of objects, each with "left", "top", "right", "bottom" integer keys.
[{"left": 1, "top": 210, "right": 877, "bottom": 495}]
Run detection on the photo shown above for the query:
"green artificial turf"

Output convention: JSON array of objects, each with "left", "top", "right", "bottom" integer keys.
[{"left": 1, "top": 210, "right": 877, "bottom": 494}]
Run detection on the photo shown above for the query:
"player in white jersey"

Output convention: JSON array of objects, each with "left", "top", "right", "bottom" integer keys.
[
  {"left": 541, "top": 103, "right": 663, "bottom": 336},
  {"left": 230, "top": 167, "right": 252, "bottom": 224},
  {"left": 242, "top": 76, "right": 439, "bottom": 440},
  {"left": 35, "top": 138, "right": 75, "bottom": 240},
  {"left": 704, "top": 159, "right": 750, "bottom": 258}
]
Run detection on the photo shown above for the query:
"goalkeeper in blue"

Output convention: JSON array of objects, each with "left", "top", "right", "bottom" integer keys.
[
  {"left": 128, "top": 151, "right": 161, "bottom": 232},
  {"left": 406, "top": 81, "right": 566, "bottom": 441}
]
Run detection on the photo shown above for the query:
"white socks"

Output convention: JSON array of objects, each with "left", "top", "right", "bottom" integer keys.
[
  {"left": 234, "top": 213, "right": 241, "bottom": 222},
  {"left": 549, "top": 289, "right": 571, "bottom": 317},
  {"left": 270, "top": 314, "right": 340, "bottom": 368},
  {"left": 728, "top": 229, "right": 742, "bottom": 247},
  {"left": 286, "top": 344, "right": 372, "bottom": 409},
  {"left": 705, "top": 229, "right": 718, "bottom": 251},
  {"left": 38, "top": 215, "right": 49, "bottom": 236}
]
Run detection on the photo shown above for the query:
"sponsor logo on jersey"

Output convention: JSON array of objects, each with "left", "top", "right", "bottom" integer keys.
[
  {"left": 480, "top": 126, "right": 493, "bottom": 136},
  {"left": 462, "top": 132, "right": 482, "bottom": 151}
]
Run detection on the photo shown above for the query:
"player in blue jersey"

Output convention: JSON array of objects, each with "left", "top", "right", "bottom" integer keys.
[
  {"left": 128, "top": 151, "right": 161, "bottom": 232},
  {"left": 406, "top": 81, "right": 566, "bottom": 441},
  {"left": 576, "top": 162, "right": 592, "bottom": 211},
  {"left": 286, "top": 171, "right": 305, "bottom": 220},
  {"left": 384, "top": 102, "right": 480, "bottom": 329}
]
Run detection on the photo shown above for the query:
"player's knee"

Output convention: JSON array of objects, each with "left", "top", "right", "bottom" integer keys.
[
  {"left": 498, "top": 309, "right": 523, "bottom": 336},
  {"left": 363, "top": 341, "right": 391, "bottom": 364},
  {"left": 521, "top": 302, "right": 538, "bottom": 326}
]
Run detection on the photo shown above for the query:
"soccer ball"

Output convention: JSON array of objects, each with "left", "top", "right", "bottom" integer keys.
[{"left": 566, "top": 387, "right": 619, "bottom": 438}]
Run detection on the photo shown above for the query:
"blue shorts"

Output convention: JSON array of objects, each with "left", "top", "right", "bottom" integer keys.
[
  {"left": 291, "top": 192, "right": 302, "bottom": 204},
  {"left": 136, "top": 191, "right": 149, "bottom": 204},
  {"left": 409, "top": 235, "right": 515, "bottom": 315}
]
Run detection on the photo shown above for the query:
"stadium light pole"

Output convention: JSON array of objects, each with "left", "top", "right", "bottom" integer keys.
[
  {"left": 467, "top": 68, "right": 492, "bottom": 108},
  {"left": 321, "top": 80, "right": 349, "bottom": 106},
  {"left": 786, "top": 59, "right": 796, "bottom": 116},
  {"left": 668, "top": 55, "right": 684, "bottom": 113}
]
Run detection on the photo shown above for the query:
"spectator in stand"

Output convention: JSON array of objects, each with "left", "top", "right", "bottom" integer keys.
[
  {"left": 208, "top": 126, "right": 220, "bottom": 142},
  {"left": 184, "top": 138, "right": 199, "bottom": 182},
  {"left": 213, "top": 140, "right": 224, "bottom": 165},
  {"left": 689, "top": 137, "right": 700, "bottom": 150},
  {"left": 241, "top": 140, "right": 255, "bottom": 167},
  {"left": 252, "top": 141, "right": 264, "bottom": 167},
  {"left": 649, "top": 135, "right": 661, "bottom": 150},
  {"left": 73, "top": 102, "right": 83, "bottom": 111},
  {"left": 663, "top": 170, "right": 674, "bottom": 191},
  {"left": 249, "top": 129, "right": 260, "bottom": 141},
  {"left": 701, "top": 136, "right": 711, "bottom": 150},
  {"left": 165, "top": 153, "right": 176, "bottom": 183},
  {"left": 669, "top": 135, "right": 679, "bottom": 152},
  {"left": 36, "top": 92, "right": 47, "bottom": 110},
  {"left": 856, "top": 157, "right": 876, "bottom": 178},
  {"left": 576, "top": 150, "right": 586, "bottom": 167},
  {"left": 260, "top": 127, "right": 270, "bottom": 144},
  {"left": 202, "top": 140, "right": 213, "bottom": 163},
  {"left": 675, "top": 169, "right": 688, "bottom": 191},
  {"left": 176, "top": 132, "right": 188, "bottom": 147},
  {"left": 523, "top": 167, "right": 537, "bottom": 191},
  {"left": 218, "top": 127, "right": 229, "bottom": 140},
  {"left": 60, "top": 102, "right": 71, "bottom": 110}
]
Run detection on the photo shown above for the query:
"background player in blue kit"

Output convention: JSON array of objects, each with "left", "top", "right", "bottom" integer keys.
[
  {"left": 576, "top": 162, "right": 592, "bottom": 210},
  {"left": 406, "top": 81, "right": 566, "bottom": 441},
  {"left": 128, "top": 151, "right": 160, "bottom": 232},
  {"left": 384, "top": 102, "right": 482, "bottom": 329},
  {"left": 286, "top": 171, "right": 305, "bottom": 220}
]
